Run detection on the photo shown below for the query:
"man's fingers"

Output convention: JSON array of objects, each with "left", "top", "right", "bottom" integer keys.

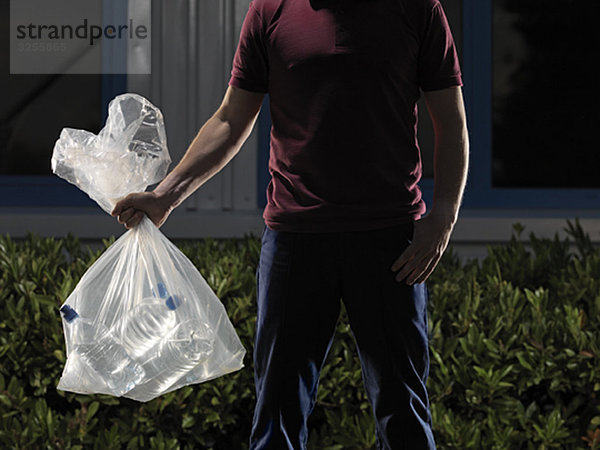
[
  {"left": 125, "top": 211, "right": 145, "bottom": 229},
  {"left": 391, "top": 244, "right": 416, "bottom": 272},
  {"left": 396, "top": 261, "right": 423, "bottom": 283},
  {"left": 394, "top": 250, "right": 426, "bottom": 283},
  {"left": 406, "top": 251, "right": 434, "bottom": 284},
  {"left": 407, "top": 260, "right": 431, "bottom": 285},
  {"left": 394, "top": 263, "right": 412, "bottom": 283},
  {"left": 112, "top": 192, "right": 141, "bottom": 217},
  {"left": 111, "top": 199, "right": 128, "bottom": 217},
  {"left": 398, "top": 248, "right": 441, "bottom": 285},
  {"left": 117, "top": 206, "right": 146, "bottom": 229},
  {"left": 411, "top": 252, "right": 442, "bottom": 285},
  {"left": 116, "top": 207, "right": 134, "bottom": 224}
]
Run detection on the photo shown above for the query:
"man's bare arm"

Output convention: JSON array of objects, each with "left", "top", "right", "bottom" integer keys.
[
  {"left": 112, "top": 86, "right": 265, "bottom": 228},
  {"left": 391, "top": 86, "right": 469, "bottom": 284},
  {"left": 424, "top": 85, "right": 469, "bottom": 226}
]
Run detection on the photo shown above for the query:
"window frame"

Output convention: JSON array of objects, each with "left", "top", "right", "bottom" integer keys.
[{"left": 421, "top": 0, "right": 600, "bottom": 210}]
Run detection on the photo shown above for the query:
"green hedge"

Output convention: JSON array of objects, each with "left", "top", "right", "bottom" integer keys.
[{"left": 0, "top": 221, "right": 599, "bottom": 449}]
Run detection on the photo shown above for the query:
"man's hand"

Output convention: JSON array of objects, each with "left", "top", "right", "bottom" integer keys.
[
  {"left": 111, "top": 191, "right": 172, "bottom": 229},
  {"left": 390, "top": 212, "right": 454, "bottom": 285}
]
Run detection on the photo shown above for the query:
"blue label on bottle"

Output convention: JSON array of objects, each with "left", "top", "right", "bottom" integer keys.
[
  {"left": 60, "top": 304, "right": 79, "bottom": 323},
  {"left": 165, "top": 295, "right": 182, "bottom": 311},
  {"left": 157, "top": 282, "right": 168, "bottom": 298}
]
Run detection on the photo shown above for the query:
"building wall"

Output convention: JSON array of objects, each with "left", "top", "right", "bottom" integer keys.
[{"left": 1, "top": 0, "right": 599, "bottom": 262}]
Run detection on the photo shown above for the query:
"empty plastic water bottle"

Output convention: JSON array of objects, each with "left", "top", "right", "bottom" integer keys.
[
  {"left": 119, "top": 287, "right": 182, "bottom": 359},
  {"left": 126, "top": 319, "right": 215, "bottom": 401},
  {"left": 60, "top": 305, "right": 145, "bottom": 396}
]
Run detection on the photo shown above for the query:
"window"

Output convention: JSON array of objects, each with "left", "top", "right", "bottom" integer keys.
[
  {"left": 492, "top": 0, "right": 600, "bottom": 189},
  {"left": 461, "top": 0, "right": 600, "bottom": 209}
]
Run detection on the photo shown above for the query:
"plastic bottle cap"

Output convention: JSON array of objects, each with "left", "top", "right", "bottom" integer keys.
[
  {"left": 60, "top": 304, "right": 80, "bottom": 323},
  {"left": 165, "top": 295, "right": 182, "bottom": 310}
]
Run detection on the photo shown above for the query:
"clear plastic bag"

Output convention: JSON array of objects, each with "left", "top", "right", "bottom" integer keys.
[
  {"left": 51, "top": 93, "right": 246, "bottom": 401},
  {"left": 51, "top": 92, "right": 172, "bottom": 214}
]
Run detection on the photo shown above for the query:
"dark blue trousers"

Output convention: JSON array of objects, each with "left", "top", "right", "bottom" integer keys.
[{"left": 250, "top": 223, "right": 435, "bottom": 450}]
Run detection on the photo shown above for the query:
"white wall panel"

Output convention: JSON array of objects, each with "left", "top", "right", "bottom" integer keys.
[{"left": 128, "top": 0, "right": 259, "bottom": 219}]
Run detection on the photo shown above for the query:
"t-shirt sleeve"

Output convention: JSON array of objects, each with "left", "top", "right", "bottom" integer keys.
[
  {"left": 229, "top": 1, "right": 269, "bottom": 93},
  {"left": 418, "top": 1, "right": 463, "bottom": 91}
]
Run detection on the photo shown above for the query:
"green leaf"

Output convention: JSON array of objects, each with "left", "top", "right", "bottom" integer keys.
[{"left": 86, "top": 401, "right": 100, "bottom": 422}]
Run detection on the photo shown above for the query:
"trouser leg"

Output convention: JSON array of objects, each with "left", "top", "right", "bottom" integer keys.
[
  {"left": 341, "top": 223, "right": 436, "bottom": 450},
  {"left": 250, "top": 227, "right": 342, "bottom": 450}
]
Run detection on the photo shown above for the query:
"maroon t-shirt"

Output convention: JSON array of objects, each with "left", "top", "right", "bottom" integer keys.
[{"left": 230, "top": 0, "right": 462, "bottom": 232}]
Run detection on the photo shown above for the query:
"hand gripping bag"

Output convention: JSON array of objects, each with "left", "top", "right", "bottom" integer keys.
[{"left": 51, "top": 93, "right": 246, "bottom": 402}]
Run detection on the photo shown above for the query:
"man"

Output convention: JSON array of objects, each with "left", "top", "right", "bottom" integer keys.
[{"left": 112, "top": 0, "right": 468, "bottom": 448}]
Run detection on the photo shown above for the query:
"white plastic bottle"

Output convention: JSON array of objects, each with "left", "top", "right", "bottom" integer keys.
[
  {"left": 60, "top": 305, "right": 145, "bottom": 397},
  {"left": 126, "top": 319, "right": 215, "bottom": 401},
  {"left": 119, "top": 292, "right": 182, "bottom": 359}
]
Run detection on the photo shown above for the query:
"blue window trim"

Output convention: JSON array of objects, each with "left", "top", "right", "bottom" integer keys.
[{"left": 0, "top": 1, "right": 128, "bottom": 208}]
